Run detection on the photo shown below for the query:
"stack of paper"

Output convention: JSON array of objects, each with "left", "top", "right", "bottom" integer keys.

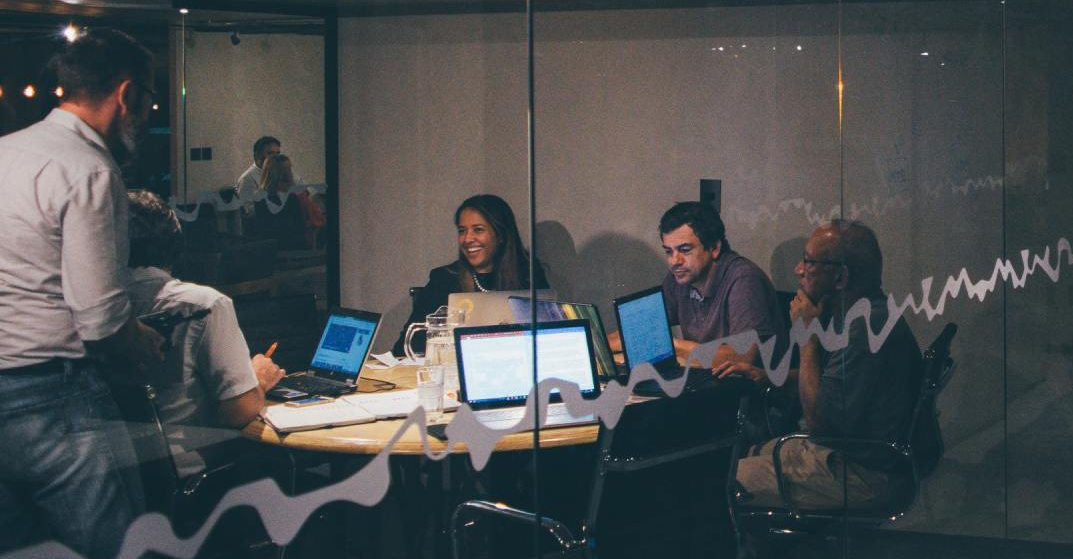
[{"left": 260, "top": 399, "right": 375, "bottom": 433}]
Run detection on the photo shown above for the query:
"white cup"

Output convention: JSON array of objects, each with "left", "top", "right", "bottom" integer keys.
[{"left": 416, "top": 365, "right": 445, "bottom": 423}]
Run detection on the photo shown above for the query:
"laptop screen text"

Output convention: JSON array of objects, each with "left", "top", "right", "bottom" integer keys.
[{"left": 458, "top": 325, "right": 597, "bottom": 406}]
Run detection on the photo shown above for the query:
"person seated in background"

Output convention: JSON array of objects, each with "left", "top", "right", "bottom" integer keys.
[
  {"left": 259, "top": 153, "right": 325, "bottom": 249},
  {"left": 235, "top": 135, "right": 279, "bottom": 212},
  {"left": 126, "top": 190, "right": 285, "bottom": 477},
  {"left": 732, "top": 219, "right": 922, "bottom": 509},
  {"left": 608, "top": 202, "right": 785, "bottom": 371},
  {"left": 235, "top": 136, "right": 304, "bottom": 213},
  {"left": 392, "top": 194, "right": 549, "bottom": 355}
]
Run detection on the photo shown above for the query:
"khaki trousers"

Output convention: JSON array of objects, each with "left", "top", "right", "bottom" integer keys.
[{"left": 735, "top": 437, "right": 892, "bottom": 510}]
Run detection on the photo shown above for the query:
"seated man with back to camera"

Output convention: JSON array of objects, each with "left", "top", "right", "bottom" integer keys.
[
  {"left": 609, "top": 202, "right": 785, "bottom": 372},
  {"left": 730, "top": 219, "right": 922, "bottom": 509},
  {"left": 126, "top": 191, "right": 285, "bottom": 478}
]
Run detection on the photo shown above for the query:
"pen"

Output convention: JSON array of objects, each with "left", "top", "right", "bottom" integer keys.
[{"left": 265, "top": 342, "right": 278, "bottom": 358}]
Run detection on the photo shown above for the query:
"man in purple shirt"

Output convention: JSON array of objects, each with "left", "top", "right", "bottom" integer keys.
[{"left": 658, "top": 202, "right": 785, "bottom": 371}]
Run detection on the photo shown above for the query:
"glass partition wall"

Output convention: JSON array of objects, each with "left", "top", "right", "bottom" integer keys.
[
  {"left": 175, "top": 11, "right": 330, "bottom": 315},
  {"left": 342, "top": 0, "right": 1073, "bottom": 557},
  {"left": 3, "top": 1, "right": 1070, "bottom": 558}
]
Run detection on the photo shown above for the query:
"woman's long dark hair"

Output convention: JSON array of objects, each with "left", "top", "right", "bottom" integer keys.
[{"left": 451, "top": 194, "right": 532, "bottom": 292}]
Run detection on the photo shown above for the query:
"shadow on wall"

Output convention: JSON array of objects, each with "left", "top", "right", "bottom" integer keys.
[
  {"left": 536, "top": 221, "right": 665, "bottom": 325},
  {"left": 769, "top": 236, "right": 807, "bottom": 293}
]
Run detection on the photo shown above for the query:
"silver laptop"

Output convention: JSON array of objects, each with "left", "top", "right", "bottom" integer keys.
[
  {"left": 453, "top": 319, "right": 600, "bottom": 430},
  {"left": 448, "top": 289, "right": 557, "bottom": 326}
]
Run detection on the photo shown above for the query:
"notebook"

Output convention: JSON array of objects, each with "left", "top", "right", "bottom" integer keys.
[
  {"left": 447, "top": 289, "right": 557, "bottom": 326},
  {"left": 613, "top": 286, "right": 716, "bottom": 395},
  {"left": 260, "top": 398, "right": 375, "bottom": 433},
  {"left": 269, "top": 307, "right": 382, "bottom": 400},
  {"left": 453, "top": 319, "right": 600, "bottom": 430},
  {"left": 506, "top": 297, "right": 621, "bottom": 382}
]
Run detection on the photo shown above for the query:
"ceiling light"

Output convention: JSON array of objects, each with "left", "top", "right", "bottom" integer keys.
[
  {"left": 23, "top": 85, "right": 36, "bottom": 99},
  {"left": 63, "top": 24, "right": 79, "bottom": 43}
]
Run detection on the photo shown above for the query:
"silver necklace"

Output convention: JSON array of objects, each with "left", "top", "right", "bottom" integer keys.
[{"left": 473, "top": 274, "right": 490, "bottom": 292}]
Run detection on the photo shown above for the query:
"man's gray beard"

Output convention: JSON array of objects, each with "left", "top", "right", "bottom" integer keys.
[
  {"left": 108, "top": 112, "right": 141, "bottom": 167},
  {"left": 119, "top": 113, "right": 139, "bottom": 162}
]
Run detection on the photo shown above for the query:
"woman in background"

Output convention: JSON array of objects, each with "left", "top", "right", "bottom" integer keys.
[
  {"left": 392, "top": 194, "right": 548, "bottom": 355},
  {"left": 258, "top": 154, "right": 325, "bottom": 249}
]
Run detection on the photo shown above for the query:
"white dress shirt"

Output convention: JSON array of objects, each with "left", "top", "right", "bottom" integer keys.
[{"left": 0, "top": 108, "right": 131, "bottom": 368}]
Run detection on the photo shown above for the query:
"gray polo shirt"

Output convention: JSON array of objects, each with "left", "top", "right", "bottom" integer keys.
[
  {"left": 0, "top": 109, "right": 131, "bottom": 368},
  {"left": 662, "top": 250, "right": 785, "bottom": 349}
]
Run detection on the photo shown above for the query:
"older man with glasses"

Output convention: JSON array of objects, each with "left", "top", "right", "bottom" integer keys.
[{"left": 730, "top": 219, "right": 923, "bottom": 513}]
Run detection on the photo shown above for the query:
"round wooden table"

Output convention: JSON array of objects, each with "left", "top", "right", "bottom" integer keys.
[{"left": 242, "top": 365, "right": 600, "bottom": 455}]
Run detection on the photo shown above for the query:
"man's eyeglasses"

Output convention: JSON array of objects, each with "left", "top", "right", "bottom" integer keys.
[
  {"left": 801, "top": 254, "right": 843, "bottom": 268},
  {"left": 132, "top": 81, "right": 156, "bottom": 105}
]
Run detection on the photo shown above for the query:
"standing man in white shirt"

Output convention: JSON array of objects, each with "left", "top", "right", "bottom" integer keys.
[{"left": 0, "top": 30, "right": 165, "bottom": 559}]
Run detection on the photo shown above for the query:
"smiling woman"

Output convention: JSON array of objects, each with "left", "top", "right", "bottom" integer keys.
[{"left": 391, "top": 194, "right": 549, "bottom": 355}]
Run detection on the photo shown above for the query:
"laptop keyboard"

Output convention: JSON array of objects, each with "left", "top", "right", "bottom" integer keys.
[
  {"left": 473, "top": 403, "right": 594, "bottom": 429},
  {"left": 278, "top": 374, "right": 352, "bottom": 396}
]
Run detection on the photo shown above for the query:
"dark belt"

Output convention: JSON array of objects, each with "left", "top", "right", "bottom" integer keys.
[{"left": 0, "top": 358, "right": 90, "bottom": 375}]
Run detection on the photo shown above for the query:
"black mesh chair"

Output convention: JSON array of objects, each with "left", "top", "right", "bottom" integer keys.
[
  {"left": 728, "top": 323, "right": 958, "bottom": 536},
  {"left": 451, "top": 379, "right": 754, "bottom": 559},
  {"left": 110, "top": 382, "right": 298, "bottom": 557}
]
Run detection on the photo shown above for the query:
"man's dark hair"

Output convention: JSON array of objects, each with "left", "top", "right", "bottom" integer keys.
[
  {"left": 253, "top": 136, "right": 281, "bottom": 160},
  {"left": 659, "top": 201, "right": 729, "bottom": 252},
  {"left": 827, "top": 219, "right": 883, "bottom": 294},
  {"left": 51, "top": 29, "right": 153, "bottom": 104},
  {"left": 128, "top": 190, "right": 183, "bottom": 269}
]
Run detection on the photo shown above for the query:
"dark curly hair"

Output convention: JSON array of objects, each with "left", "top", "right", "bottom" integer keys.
[
  {"left": 128, "top": 190, "right": 183, "bottom": 269},
  {"left": 658, "top": 201, "right": 730, "bottom": 252}
]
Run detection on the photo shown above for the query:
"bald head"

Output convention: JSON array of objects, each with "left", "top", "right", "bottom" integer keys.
[{"left": 814, "top": 219, "right": 883, "bottom": 295}]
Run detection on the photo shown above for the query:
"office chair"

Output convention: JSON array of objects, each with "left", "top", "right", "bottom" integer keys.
[
  {"left": 110, "top": 382, "right": 302, "bottom": 558},
  {"left": 728, "top": 322, "right": 958, "bottom": 538},
  {"left": 109, "top": 383, "right": 243, "bottom": 526},
  {"left": 450, "top": 379, "right": 754, "bottom": 559}
]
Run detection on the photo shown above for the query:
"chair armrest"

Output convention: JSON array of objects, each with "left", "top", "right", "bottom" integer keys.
[
  {"left": 180, "top": 462, "right": 238, "bottom": 497},
  {"left": 770, "top": 433, "right": 913, "bottom": 514},
  {"left": 450, "top": 500, "right": 583, "bottom": 555}
]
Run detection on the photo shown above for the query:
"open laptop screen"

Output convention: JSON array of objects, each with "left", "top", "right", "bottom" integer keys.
[
  {"left": 615, "top": 287, "right": 675, "bottom": 370},
  {"left": 310, "top": 311, "right": 378, "bottom": 377},
  {"left": 508, "top": 297, "right": 618, "bottom": 381},
  {"left": 455, "top": 320, "right": 598, "bottom": 407}
]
